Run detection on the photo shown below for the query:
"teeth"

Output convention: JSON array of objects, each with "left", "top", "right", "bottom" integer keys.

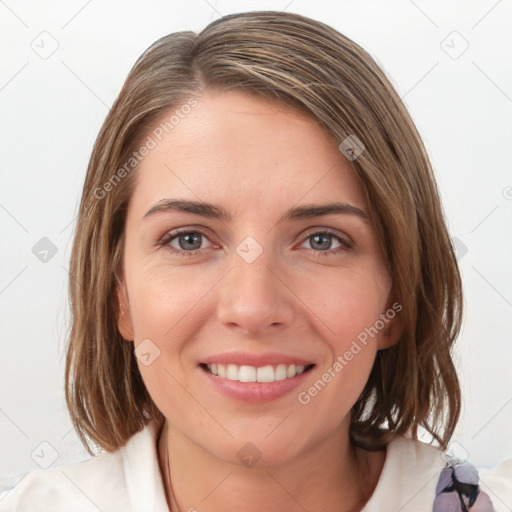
[
  {"left": 206, "top": 363, "right": 309, "bottom": 382},
  {"left": 239, "top": 365, "right": 256, "bottom": 382},
  {"left": 257, "top": 365, "right": 274, "bottom": 383},
  {"left": 226, "top": 364, "right": 238, "bottom": 381},
  {"left": 275, "top": 364, "right": 287, "bottom": 381}
]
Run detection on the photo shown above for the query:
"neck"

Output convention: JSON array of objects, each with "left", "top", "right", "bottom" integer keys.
[{"left": 157, "top": 420, "right": 385, "bottom": 512}]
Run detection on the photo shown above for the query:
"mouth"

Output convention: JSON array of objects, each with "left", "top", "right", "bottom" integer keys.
[
  {"left": 198, "top": 352, "right": 316, "bottom": 402},
  {"left": 200, "top": 362, "right": 315, "bottom": 383}
]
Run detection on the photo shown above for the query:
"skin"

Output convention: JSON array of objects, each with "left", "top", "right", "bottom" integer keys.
[{"left": 116, "top": 90, "right": 403, "bottom": 512}]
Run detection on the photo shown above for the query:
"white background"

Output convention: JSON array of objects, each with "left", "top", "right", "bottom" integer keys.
[{"left": 0, "top": 0, "right": 511, "bottom": 489}]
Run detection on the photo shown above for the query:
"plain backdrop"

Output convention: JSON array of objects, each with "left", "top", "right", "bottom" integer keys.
[{"left": 0, "top": 0, "right": 511, "bottom": 488}]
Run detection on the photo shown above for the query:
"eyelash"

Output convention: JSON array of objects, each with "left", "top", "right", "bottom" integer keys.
[{"left": 157, "top": 227, "right": 353, "bottom": 258}]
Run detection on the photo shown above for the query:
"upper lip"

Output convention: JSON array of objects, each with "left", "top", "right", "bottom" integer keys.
[{"left": 201, "top": 352, "right": 315, "bottom": 367}]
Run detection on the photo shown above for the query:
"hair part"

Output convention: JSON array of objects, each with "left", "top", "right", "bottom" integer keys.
[{"left": 66, "top": 10, "right": 462, "bottom": 455}]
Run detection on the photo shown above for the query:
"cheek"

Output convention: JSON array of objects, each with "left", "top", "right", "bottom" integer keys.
[
  {"left": 128, "top": 269, "right": 200, "bottom": 419},
  {"left": 296, "top": 267, "right": 388, "bottom": 406},
  {"left": 125, "top": 264, "right": 219, "bottom": 403},
  {"left": 294, "top": 276, "right": 384, "bottom": 427},
  {"left": 295, "top": 344, "right": 376, "bottom": 443},
  {"left": 126, "top": 262, "right": 217, "bottom": 339},
  {"left": 309, "top": 267, "right": 391, "bottom": 345}
]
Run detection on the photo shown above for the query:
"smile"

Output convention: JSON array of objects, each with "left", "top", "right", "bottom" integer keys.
[
  {"left": 204, "top": 363, "right": 312, "bottom": 383},
  {"left": 199, "top": 353, "right": 316, "bottom": 402}
]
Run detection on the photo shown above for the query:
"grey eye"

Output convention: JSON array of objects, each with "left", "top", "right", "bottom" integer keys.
[{"left": 175, "top": 232, "right": 203, "bottom": 251}]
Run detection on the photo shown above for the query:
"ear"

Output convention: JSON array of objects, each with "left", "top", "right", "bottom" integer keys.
[
  {"left": 377, "top": 297, "right": 404, "bottom": 350},
  {"left": 115, "top": 272, "right": 134, "bottom": 341}
]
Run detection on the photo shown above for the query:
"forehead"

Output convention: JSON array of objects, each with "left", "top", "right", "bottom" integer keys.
[{"left": 128, "top": 90, "right": 367, "bottom": 216}]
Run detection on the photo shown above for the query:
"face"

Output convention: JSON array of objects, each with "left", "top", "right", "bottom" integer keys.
[{"left": 117, "top": 90, "right": 402, "bottom": 466}]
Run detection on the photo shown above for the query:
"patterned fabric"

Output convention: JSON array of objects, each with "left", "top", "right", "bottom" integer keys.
[{"left": 433, "top": 460, "right": 495, "bottom": 511}]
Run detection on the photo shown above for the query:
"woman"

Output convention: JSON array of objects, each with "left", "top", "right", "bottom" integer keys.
[{"left": 3, "top": 10, "right": 510, "bottom": 512}]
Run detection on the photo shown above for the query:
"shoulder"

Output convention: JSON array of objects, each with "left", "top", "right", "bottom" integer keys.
[
  {"left": 477, "top": 458, "right": 512, "bottom": 512},
  {"left": 0, "top": 447, "right": 129, "bottom": 512},
  {"left": 0, "top": 421, "right": 167, "bottom": 512},
  {"left": 364, "top": 436, "right": 512, "bottom": 512}
]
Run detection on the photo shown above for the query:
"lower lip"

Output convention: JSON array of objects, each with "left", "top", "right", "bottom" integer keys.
[{"left": 201, "top": 366, "right": 313, "bottom": 403}]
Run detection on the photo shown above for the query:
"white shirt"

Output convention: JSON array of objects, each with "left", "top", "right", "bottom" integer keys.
[{"left": 1, "top": 420, "right": 511, "bottom": 512}]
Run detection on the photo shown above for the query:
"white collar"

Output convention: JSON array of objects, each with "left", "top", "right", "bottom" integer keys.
[
  {"left": 120, "top": 420, "right": 169, "bottom": 511},
  {"left": 120, "top": 421, "right": 443, "bottom": 512}
]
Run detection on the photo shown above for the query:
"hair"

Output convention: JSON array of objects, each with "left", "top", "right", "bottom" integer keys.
[{"left": 66, "top": 10, "right": 462, "bottom": 455}]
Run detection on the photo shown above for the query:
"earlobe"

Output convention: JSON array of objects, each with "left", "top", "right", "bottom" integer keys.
[
  {"left": 115, "top": 275, "right": 134, "bottom": 341},
  {"left": 377, "top": 322, "right": 401, "bottom": 350},
  {"left": 377, "top": 300, "right": 404, "bottom": 350}
]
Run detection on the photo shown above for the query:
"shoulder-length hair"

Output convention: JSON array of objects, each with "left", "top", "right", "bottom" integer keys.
[{"left": 66, "top": 10, "right": 462, "bottom": 455}]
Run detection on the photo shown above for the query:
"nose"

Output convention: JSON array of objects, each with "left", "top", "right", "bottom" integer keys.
[{"left": 216, "top": 244, "right": 295, "bottom": 335}]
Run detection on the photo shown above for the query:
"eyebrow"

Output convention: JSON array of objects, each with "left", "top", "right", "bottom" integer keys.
[{"left": 143, "top": 199, "right": 369, "bottom": 224}]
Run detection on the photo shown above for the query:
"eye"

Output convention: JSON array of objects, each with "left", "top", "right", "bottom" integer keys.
[
  {"left": 157, "top": 227, "right": 353, "bottom": 258},
  {"left": 299, "top": 229, "right": 352, "bottom": 257},
  {"left": 157, "top": 229, "right": 214, "bottom": 256}
]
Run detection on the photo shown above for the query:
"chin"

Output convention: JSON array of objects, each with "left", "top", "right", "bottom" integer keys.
[{"left": 196, "top": 429, "right": 312, "bottom": 469}]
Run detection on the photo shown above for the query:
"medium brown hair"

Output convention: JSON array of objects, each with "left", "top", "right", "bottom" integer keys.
[{"left": 66, "top": 10, "right": 462, "bottom": 455}]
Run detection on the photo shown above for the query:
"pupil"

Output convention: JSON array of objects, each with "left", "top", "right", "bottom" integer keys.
[
  {"left": 312, "top": 234, "right": 331, "bottom": 250},
  {"left": 180, "top": 233, "right": 201, "bottom": 250},
  {"left": 177, "top": 233, "right": 332, "bottom": 251}
]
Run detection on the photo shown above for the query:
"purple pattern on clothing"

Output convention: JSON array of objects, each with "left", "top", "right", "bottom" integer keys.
[{"left": 433, "top": 460, "right": 495, "bottom": 512}]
